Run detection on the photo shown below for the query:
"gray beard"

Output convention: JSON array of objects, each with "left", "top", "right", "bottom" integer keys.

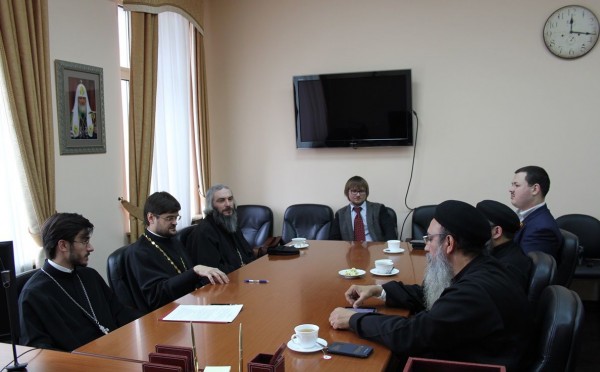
[
  {"left": 212, "top": 209, "right": 238, "bottom": 233},
  {"left": 423, "top": 244, "right": 454, "bottom": 311}
]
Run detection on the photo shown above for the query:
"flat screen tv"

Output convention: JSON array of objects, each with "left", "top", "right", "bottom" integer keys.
[{"left": 293, "top": 69, "right": 413, "bottom": 148}]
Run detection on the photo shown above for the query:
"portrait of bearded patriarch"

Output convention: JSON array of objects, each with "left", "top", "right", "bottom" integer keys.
[{"left": 70, "top": 80, "right": 97, "bottom": 139}]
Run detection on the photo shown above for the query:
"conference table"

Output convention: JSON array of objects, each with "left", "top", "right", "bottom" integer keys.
[
  {"left": 0, "top": 343, "right": 144, "bottom": 371},
  {"left": 75, "top": 240, "right": 426, "bottom": 371}
]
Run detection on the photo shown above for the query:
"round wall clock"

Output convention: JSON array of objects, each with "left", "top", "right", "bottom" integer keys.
[{"left": 543, "top": 5, "right": 599, "bottom": 59}]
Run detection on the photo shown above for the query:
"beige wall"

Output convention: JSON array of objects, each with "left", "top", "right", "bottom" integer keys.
[
  {"left": 45, "top": 0, "right": 600, "bottom": 276},
  {"left": 49, "top": 0, "right": 127, "bottom": 277},
  {"left": 203, "top": 0, "right": 600, "bottom": 236}
]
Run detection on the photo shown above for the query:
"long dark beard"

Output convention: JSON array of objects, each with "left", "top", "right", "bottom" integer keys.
[
  {"left": 423, "top": 244, "right": 454, "bottom": 310},
  {"left": 213, "top": 209, "right": 238, "bottom": 233}
]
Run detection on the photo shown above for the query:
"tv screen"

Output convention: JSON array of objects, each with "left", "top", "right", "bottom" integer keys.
[{"left": 293, "top": 69, "right": 413, "bottom": 148}]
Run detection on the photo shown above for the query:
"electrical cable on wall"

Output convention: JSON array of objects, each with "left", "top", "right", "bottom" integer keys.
[{"left": 399, "top": 110, "right": 419, "bottom": 240}]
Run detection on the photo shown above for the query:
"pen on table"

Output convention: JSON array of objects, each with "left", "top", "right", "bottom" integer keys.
[
  {"left": 244, "top": 279, "right": 269, "bottom": 283},
  {"left": 239, "top": 323, "right": 243, "bottom": 372},
  {"left": 190, "top": 322, "right": 199, "bottom": 372}
]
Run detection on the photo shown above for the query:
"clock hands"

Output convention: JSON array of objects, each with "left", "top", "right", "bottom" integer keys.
[
  {"left": 569, "top": 15, "right": 574, "bottom": 33},
  {"left": 568, "top": 14, "right": 597, "bottom": 36},
  {"left": 570, "top": 30, "right": 597, "bottom": 36}
]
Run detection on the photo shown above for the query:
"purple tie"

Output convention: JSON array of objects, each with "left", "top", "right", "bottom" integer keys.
[{"left": 353, "top": 206, "right": 366, "bottom": 242}]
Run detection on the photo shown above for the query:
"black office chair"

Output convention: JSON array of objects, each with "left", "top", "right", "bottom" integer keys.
[
  {"left": 556, "top": 214, "right": 600, "bottom": 280},
  {"left": 237, "top": 205, "right": 273, "bottom": 247},
  {"left": 553, "top": 229, "right": 579, "bottom": 287},
  {"left": 411, "top": 205, "right": 437, "bottom": 239},
  {"left": 385, "top": 206, "right": 399, "bottom": 239},
  {"left": 528, "top": 285, "right": 584, "bottom": 372},
  {"left": 281, "top": 204, "right": 333, "bottom": 243},
  {"left": 174, "top": 225, "right": 196, "bottom": 247},
  {"left": 12, "top": 268, "right": 40, "bottom": 342},
  {"left": 15, "top": 268, "right": 39, "bottom": 300},
  {"left": 527, "top": 251, "right": 556, "bottom": 311},
  {"left": 106, "top": 245, "right": 137, "bottom": 309}
]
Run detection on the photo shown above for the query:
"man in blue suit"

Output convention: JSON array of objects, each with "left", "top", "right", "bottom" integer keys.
[{"left": 509, "top": 166, "right": 562, "bottom": 260}]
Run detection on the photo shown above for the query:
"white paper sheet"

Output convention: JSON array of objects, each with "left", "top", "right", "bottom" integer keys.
[{"left": 162, "top": 304, "right": 243, "bottom": 323}]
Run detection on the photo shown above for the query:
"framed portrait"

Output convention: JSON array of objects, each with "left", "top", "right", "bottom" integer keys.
[{"left": 55, "top": 60, "right": 106, "bottom": 155}]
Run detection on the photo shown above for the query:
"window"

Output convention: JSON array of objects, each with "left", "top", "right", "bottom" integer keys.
[
  {"left": 118, "top": 7, "right": 200, "bottom": 228},
  {"left": 0, "top": 60, "right": 40, "bottom": 271}
]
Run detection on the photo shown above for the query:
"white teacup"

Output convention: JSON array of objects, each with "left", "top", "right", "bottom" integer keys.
[
  {"left": 291, "top": 324, "right": 319, "bottom": 349},
  {"left": 387, "top": 240, "right": 401, "bottom": 252},
  {"left": 375, "top": 259, "right": 394, "bottom": 274},
  {"left": 292, "top": 237, "right": 307, "bottom": 247}
]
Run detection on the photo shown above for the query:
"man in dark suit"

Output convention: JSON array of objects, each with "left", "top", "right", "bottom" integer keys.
[
  {"left": 509, "top": 166, "right": 562, "bottom": 260},
  {"left": 329, "top": 176, "right": 397, "bottom": 242}
]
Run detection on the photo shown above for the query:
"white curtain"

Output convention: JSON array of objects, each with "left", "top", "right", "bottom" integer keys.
[
  {"left": 150, "top": 11, "right": 193, "bottom": 227},
  {"left": 0, "top": 59, "right": 40, "bottom": 272}
]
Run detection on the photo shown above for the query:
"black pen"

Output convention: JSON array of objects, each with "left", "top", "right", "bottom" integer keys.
[{"left": 244, "top": 279, "right": 269, "bottom": 283}]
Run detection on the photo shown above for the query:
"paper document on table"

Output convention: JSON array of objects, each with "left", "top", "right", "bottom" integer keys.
[{"left": 162, "top": 305, "right": 243, "bottom": 323}]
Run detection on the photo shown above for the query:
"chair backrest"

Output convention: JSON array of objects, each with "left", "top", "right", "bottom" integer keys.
[
  {"left": 553, "top": 229, "right": 578, "bottom": 287},
  {"left": 12, "top": 268, "right": 40, "bottom": 342},
  {"left": 527, "top": 251, "right": 556, "bottom": 311},
  {"left": 556, "top": 214, "right": 600, "bottom": 259},
  {"left": 411, "top": 205, "right": 437, "bottom": 239},
  {"left": 385, "top": 206, "right": 399, "bottom": 239},
  {"left": 529, "top": 285, "right": 584, "bottom": 372},
  {"left": 281, "top": 204, "right": 333, "bottom": 243},
  {"left": 237, "top": 205, "right": 274, "bottom": 247},
  {"left": 106, "top": 245, "right": 136, "bottom": 309},
  {"left": 174, "top": 225, "right": 196, "bottom": 247},
  {"left": 15, "top": 268, "right": 40, "bottom": 301}
]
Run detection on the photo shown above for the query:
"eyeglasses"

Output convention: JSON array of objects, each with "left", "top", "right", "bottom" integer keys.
[
  {"left": 423, "top": 234, "right": 447, "bottom": 243},
  {"left": 73, "top": 240, "right": 91, "bottom": 247},
  {"left": 349, "top": 190, "right": 366, "bottom": 195},
  {"left": 156, "top": 214, "right": 182, "bottom": 222}
]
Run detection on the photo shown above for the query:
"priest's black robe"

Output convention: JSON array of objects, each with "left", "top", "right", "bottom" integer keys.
[
  {"left": 19, "top": 261, "right": 139, "bottom": 351},
  {"left": 186, "top": 214, "right": 254, "bottom": 277},
  {"left": 124, "top": 229, "right": 201, "bottom": 314},
  {"left": 349, "top": 255, "right": 532, "bottom": 371}
]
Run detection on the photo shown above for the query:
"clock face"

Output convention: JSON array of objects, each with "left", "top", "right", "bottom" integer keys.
[{"left": 543, "top": 5, "right": 599, "bottom": 59}]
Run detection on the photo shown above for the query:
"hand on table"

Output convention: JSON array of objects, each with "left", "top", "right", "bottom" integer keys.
[
  {"left": 193, "top": 265, "right": 229, "bottom": 284},
  {"left": 345, "top": 285, "right": 383, "bottom": 308},
  {"left": 329, "top": 307, "right": 356, "bottom": 330}
]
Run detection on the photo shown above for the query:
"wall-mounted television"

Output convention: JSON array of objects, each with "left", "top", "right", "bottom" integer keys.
[{"left": 293, "top": 69, "right": 413, "bottom": 148}]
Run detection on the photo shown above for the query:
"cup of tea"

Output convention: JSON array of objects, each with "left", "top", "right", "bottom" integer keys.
[
  {"left": 290, "top": 324, "right": 318, "bottom": 349},
  {"left": 374, "top": 259, "right": 394, "bottom": 274},
  {"left": 387, "top": 240, "right": 401, "bottom": 252},
  {"left": 291, "top": 237, "right": 307, "bottom": 248}
]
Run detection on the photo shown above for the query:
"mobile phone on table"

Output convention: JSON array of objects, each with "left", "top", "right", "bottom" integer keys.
[
  {"left": 345, "top": 307, "right": 376, "bottom": 313},
  {"left": 327, "top": 342, "right": 373, "bottom": 358}
]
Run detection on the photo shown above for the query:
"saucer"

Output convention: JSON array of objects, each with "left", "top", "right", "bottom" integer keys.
[
  {"left": 383, "top": 247, "right": 405, "bottom": 254},
  {"left": 370, "top": 268, "right": 399, "bottom": 276},
  {"left": 292, "top": 243, "right": 309, "bottom": 249},
  {"left": 338, "top": 269, "right": 366, "bottom": 278},
  {"left": 287, "top": 337, "right": 328, "bottom": 353}
]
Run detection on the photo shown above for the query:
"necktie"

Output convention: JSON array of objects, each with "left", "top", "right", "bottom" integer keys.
[{"left": 353, "top": 206, "right": 366, "bottom": 242}]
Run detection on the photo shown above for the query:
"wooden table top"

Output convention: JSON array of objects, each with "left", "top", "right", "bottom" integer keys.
[
  {"left": 0, "top": 343, "right": 142, "bottom": 371},
  {"left": 75, "top": 240, "right": 426, "bottom": 371}
]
